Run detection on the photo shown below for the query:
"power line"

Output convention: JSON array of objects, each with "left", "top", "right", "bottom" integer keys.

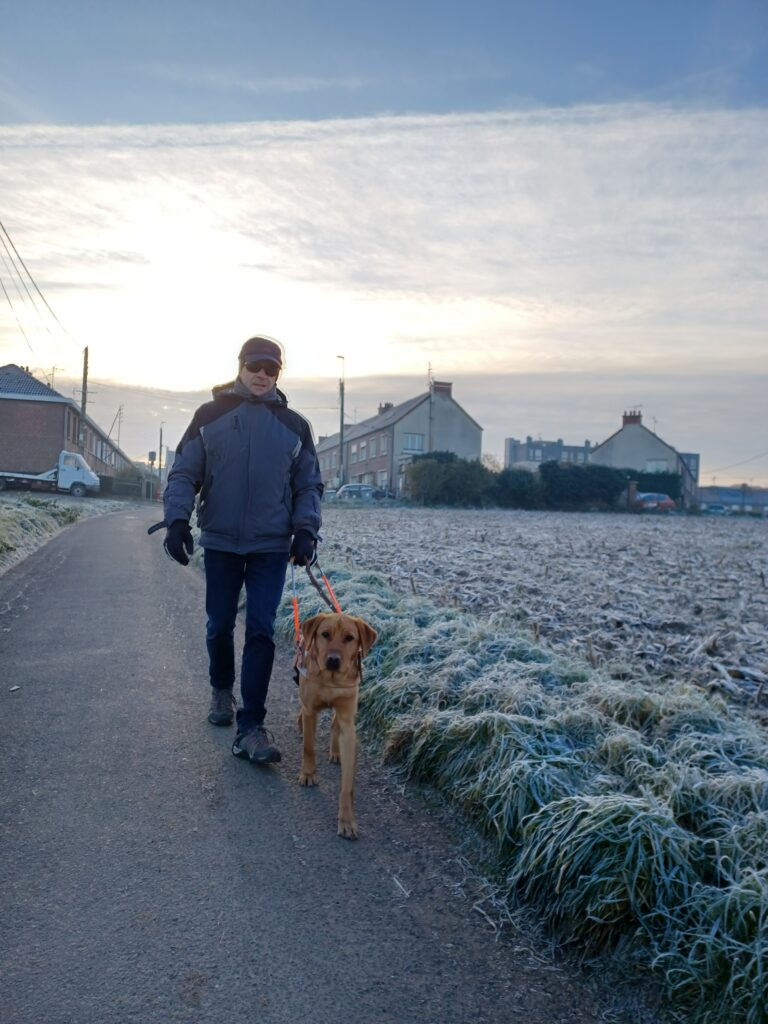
[
  {"left": 708, "top": 449, "right": 768, "bottom": 474},
  {"left": 0, "top": 218, "right": 74, "bottom": 340},
  {"left": 0, "top": 273, "right": 34, "bottom": 353},
  {"left": 0, "top": 226, "right": 44, "bottom": 321}
]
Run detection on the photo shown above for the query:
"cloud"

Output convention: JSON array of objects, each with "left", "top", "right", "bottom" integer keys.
[{"left": 0, "top": 104, "right": 766, "bottom": 481}]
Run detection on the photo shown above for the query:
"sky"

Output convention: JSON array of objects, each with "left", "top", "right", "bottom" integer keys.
[{"left": 1, "top": 1, "right": 767, "bottom": 484}]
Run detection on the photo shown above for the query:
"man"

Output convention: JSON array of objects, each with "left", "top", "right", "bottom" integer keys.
[{"left": 163, "top": 336, "right": 322, "bottom": 764}]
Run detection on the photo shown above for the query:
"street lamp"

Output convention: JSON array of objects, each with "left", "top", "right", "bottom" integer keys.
[
  {"left": 337, "top": 356, "right": 345, "bottom": 487},
  {"left": 158, "top": 421, "right": 165, "bottom": 491}
]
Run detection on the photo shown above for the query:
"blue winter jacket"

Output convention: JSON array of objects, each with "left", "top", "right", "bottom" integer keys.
[{"left": 163, "top": 380, "right": 323, "bottom": 554}]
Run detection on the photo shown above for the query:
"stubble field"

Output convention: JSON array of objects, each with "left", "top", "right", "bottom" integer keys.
[{"left": 320, "top": 506, "right": 768, "bottom": 710}]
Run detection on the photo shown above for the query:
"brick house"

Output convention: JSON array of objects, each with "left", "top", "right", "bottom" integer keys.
[
  {"left": 0, "top": 364, "right": 134, "bottom": 479},
  {"left": 316, "top": 381, "right": 482, "bottom": 494}
]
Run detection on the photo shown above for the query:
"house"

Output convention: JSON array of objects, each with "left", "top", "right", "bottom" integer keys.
[
  {"left": 0, "top": 364, "right": 134, "bottom": 481},
  {"left": 316, "top": 381, "right": 482, "bottom": 494},
  {"left": 588, "top": 410, "right": 699, "bottom": 508},
  {"left": 504, "top": 435, "right": 593, "bottom": 470}
]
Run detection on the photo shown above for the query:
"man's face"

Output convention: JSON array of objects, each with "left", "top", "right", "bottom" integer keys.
[{"left": 239, "top": 360, "right": 279, "bottom": 397}]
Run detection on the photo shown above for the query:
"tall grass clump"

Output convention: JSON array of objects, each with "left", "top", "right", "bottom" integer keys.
[{"left": 279, "top": 566, "right": 768, "bottom": 1023}]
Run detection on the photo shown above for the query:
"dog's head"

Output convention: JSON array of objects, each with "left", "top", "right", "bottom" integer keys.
[{"left": 301, "top": 612, "right": 378, "bottom": 676}]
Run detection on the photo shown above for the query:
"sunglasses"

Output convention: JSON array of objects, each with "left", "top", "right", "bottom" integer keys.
[{"left": 244, "top": 360, "right": 279, "bottom": 377}]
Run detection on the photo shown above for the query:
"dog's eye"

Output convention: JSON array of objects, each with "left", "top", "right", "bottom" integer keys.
[
  {"left": 343, "top": 634, "right": 356, "bottom": 643},
  {"left": 320, "top": 630, "right": 331, "bottom": 639}
]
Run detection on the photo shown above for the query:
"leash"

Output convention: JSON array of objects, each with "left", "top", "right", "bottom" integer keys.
[{"left": 290, "top": 562, "right": 306, "bottom": 684}]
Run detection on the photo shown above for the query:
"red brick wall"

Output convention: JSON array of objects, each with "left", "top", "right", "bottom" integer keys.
[{"left": 0, "top": 400, "right": 67, "bottom": 473}]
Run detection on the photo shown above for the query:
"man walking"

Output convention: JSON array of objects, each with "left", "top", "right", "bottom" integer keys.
[{"left": 162, "top": 336, "right": 323, "bottom": 764}]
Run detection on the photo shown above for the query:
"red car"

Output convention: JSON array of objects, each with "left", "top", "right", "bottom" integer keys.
[{"left": 636, "top": 492, "right": 677, "bottom": 511}]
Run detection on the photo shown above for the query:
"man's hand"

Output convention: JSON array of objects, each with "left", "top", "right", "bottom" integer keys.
[
  {"left": 290, "top": 529, "right": 316, "bottom": 567},
  {"left": 164, "top": 519, "right": 194, "bottom": 565}
]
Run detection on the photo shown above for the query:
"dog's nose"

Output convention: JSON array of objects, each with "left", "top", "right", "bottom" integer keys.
[{"left": 325, "top": 653, "right": 342, "bottom": 672}]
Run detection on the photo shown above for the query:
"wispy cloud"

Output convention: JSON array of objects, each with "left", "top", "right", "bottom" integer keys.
[{"left": 0, "top": 104, "right": 766, "bottom": 476}]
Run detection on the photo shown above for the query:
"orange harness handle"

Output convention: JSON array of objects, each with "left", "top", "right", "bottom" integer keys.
[{"left": 316, "top": 561, "right": 343, "bottom": 614}]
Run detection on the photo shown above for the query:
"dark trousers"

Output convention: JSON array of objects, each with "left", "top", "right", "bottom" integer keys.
[{"left": 204, "top": 548, "right": 288, "bottom": 733}]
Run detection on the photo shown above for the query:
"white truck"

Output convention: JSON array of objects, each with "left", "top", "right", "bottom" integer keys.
[{"left": 0, "top": 450, "right": 101, "bottom": 497}]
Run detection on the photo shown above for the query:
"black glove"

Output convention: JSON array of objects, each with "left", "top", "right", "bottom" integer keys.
[
  {"left": 290, "top": 529, "right": 316, "bottom": 567},
  {"left": 164, "top": 519, "right": 194, "bottom": 566}
]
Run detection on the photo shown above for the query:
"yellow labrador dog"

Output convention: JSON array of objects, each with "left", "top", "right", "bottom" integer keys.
[{"left": 297, "top": 612, "right": 378, "bottom": 839}]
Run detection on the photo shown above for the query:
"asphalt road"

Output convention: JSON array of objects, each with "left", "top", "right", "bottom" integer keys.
[{"left": 0, "top": 506, "right": 621, "bottom": 1024}]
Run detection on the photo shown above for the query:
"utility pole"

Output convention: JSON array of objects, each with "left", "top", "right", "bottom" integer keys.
[
  {"left": 78, "top": 346, "right": 89, "bottom": 451},
  {"left": 427, "top": 362, "right": 434, "bottom": 453},
  {"left": 337, "top": 355, "right": 345, "bottom": 487}
]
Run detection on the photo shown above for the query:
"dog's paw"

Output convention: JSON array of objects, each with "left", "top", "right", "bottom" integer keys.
[
  {"left": 337, "top": 818, "right": 359, "bottom": 840},
  {"left": 298, "top": 771, "right": 318, "bottom": 787},
  {"left": 328, "top": 751, "right": 340, "bottom": 764}
]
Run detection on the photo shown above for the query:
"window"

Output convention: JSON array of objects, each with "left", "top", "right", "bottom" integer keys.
[
  {"left": 377, "top": 470, "right": 388, "bottom": 488},
  {"left": 369, "top": 437, "right": 377, "bottom": 458},
  {"left": 350, "top": 444, "right": 357, "bottom": 463},
  {"left": 380, "top": 434, "right": 388, "bottom": 455},
  {"left": 359, "top": 441, "right": 367, "bottom": 462},
  {"left": 402, "top": 432, "right": 424, "bottom": 453},
  {"left": 645, "top": 459, "right": 669, "bottom": 473},
  {"left": 332, "top": 450, "right": 338, "bottom": 468},
  {"left": 534, "top": 448, "right": 542, "bottom": 460}
]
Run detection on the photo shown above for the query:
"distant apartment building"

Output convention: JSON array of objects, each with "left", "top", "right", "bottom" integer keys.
[
  {"left": 504, "top": 435, "right": 593, "bottom": 470},
  {"left": 316, "top": 381, "right": 482, "bottom": 494}
]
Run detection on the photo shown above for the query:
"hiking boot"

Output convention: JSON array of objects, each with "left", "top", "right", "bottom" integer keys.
[
  {"left": 208, "top": 688, "right": 236, "bottom": 726},
  {"left": 232, "top": 727, "right": 282, "bottom": 765}
]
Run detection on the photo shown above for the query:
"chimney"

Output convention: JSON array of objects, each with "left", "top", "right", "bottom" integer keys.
[
  {"left": 623, "top": 409, "right": 642, "bottom": 426},
  {"left": 432, "top": 381, "right": 452, "bottom": 397},
  {"left": 378, "top": 402, "right": 394, "bottom": 415}
]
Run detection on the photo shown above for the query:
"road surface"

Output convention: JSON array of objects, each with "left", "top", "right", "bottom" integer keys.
[{"left": 0, "top": 506, "right": 628, "bottom": 1024}]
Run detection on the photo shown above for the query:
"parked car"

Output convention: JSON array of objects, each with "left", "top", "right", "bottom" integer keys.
[
  {"left": 636, "top": 492, "right": 677, "bottom": 511},
  {"left": 322, "top": 488, "right": 337, "bottom": 502},
  {"left": 334, "top": 483, "right": 375, "bottom": 502},
  {"left": 703, "top": 503, "right": 730, "bottom": 515}
]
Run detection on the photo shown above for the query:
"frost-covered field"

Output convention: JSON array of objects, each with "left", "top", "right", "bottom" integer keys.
[
  {"left": 320, "top": 506, "right": 768, "bottom": 711},
  {"left": 0, "top": 493, "right": 137, "bottom": 576}
]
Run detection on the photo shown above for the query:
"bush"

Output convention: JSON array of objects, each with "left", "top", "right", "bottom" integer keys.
[
  {"left": 495, "top": 468, "right": 539, "bottom": 509},
  {"left": 405, "top": 456, "right": 496, "bottom": 506},
  {"left": 539, "top": 461, "right": 627, "bottom": 510}
]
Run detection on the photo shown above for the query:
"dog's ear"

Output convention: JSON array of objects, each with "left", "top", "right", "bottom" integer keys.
[
  {"left": 302, "top": 614, "right": 328, "bottom": 651},
  {"left": 353, "top": 617, "right": 378, "bottom": 657}
]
